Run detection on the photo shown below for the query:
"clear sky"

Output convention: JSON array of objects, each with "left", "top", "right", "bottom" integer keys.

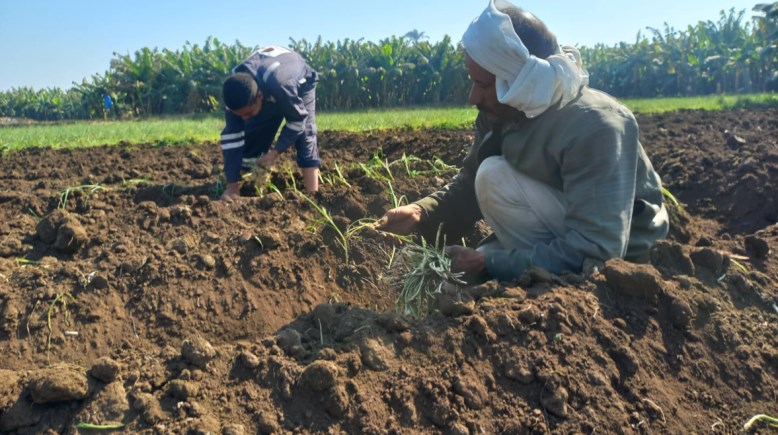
[{"left": 0, "top": 0, "right": 760, "bottom": 91}]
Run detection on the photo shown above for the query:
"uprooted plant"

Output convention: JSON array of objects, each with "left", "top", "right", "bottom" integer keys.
[
  {"left": 387, "top": 228, "right": 466, "bottom": 319},
  {"left": 241, "top": 162, "right": 274, "bottom": 197}
]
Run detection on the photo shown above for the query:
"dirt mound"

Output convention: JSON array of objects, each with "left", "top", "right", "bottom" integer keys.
[{"left": 0, "top": 108, "right": 777, "bottom": 433}]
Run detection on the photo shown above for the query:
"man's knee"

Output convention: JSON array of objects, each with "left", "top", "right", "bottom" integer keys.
[{"left": 475, "top": 156, "right": 517, "bottom": 206}]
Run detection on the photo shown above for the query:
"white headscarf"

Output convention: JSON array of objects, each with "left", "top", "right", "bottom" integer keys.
[{"left": 462, "top": 0, "right": 589, "bottom": 118}]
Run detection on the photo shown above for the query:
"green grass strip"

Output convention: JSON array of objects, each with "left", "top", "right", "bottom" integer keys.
[{"left": 2, "top": 94, "right": 776, "bottom": 152}]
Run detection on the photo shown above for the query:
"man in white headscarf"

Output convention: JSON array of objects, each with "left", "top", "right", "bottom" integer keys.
[{"left": 377, "top": 0, "right": 669, "bottom": 282}]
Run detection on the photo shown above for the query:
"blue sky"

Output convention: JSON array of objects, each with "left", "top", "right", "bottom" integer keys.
[{"left": 0, "top": 0, "right": 760, "bottom": 91}]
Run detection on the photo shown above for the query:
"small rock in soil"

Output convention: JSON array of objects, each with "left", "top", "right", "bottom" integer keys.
[
  {"left": 239, "top": 350, "right": 261, "bottom": 368},
  {"left": 28, "top": 364, "right": 90, "bottom": 403},
  {"left": 540, "top": 384, "right": 569, "bottom": 418},
  {"left": 744, "top": 235, "right": 770, "bottom": 258},
  {"left": 300, "top": 360, "right": 339, "bottom": 392},
  {"left": 650, "top": 240, "right": 695, "bottom": 276},
  {"left": 360, "top": 338, "right": 391, "bottom": 371},
  {"left": 603, "top": 258, "right": 665, "bottom": 302},
  {"left": 222, "top": 423, "right": 247, "bottom": 435},
  {"left": 76, "top": 381, "right": 130, "bottom": 423},
  {"left": 256, "top": 410, "right": 279, "bottom": 434},
  {"left": 35, "top": 209, "right": 68, "bottom": 243},
  {"left": 54, "top": 217, "right": 88, "bottom": 253},
  {"left": 168, "top": 379, "right": 200, "bottom": 400},
  {"left": 689, "top": 247, "right": 729, "bottom": 276},
  {"left": 324, "top": 385, "right": 350, "bottom": 417},
  {"left": 132, "top": 392, "right": 166, "bottom": 425},
  {"left": 90, "top": 356, "right": 121, "bottom": 383},
  {"left": 181, "top": 335, "right": 217, "bottom": 368}
]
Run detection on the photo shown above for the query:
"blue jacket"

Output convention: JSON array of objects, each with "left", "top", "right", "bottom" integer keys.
[{"left": 220, "top": 46, "right": 318, "bottom": 182}]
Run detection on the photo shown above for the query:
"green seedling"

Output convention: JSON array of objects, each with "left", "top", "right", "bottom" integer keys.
[
  {"left": 283, "top": 165, "right": 299, "bottom": 192},
  {"left": 661, "top": 187, "right": 680, "bottom": 207},
  {"left": 387, "top": 181, "right": 407, "bottom": 209},
  {"left": 389, "top": 227, "right": 466, "bottom": 318},
  {"left": 319, "top": 173, "right": 334, "bottom": 187},
  {"left": 267, "top": 182, "right": 284, "bottom": 201},
  {"left": 213, "top": 180, "right": 224, "bottom": 197},
  {"left": 743, "top": 413, "right": 778, "bottom": 430},
  {"left": 373, "top": 154, "right": 393, "bottom": 180},
  {"left": 15, "top": 258, "right": 40, "bottom": 266},
  {"left": 74, "top": 421, "right": 126, "bottom": 430},
  {"left": 301, "top": 193, "right": 378, "bottom": 263},
  {"left": 58, "top": 184, "right": 106, "bottom": 209},
  {"left": 252, "top": 183, "right": 265, "bottom": 198},
  {"left": 388, "top": 154, "right": 457, "bottom": 177},
  {"left": 28, "top": 208, "right": 41, "bottom": 223},
  {"left": 430, "top": 156, "right": 457, "bottom": 173},
  {"left": 333, "top": 162, "right": 351, "bottom": 187},
  {"left": 162, "top": 182, "right": 178, "bottom": 199},
  {"left": 212, "top": 173, "right": 227, "bottom": 197},
  {"left": 78, "top": 271, "right": 97, "bottom": 289},
  {"left": 731, "top": 259, "right": 749, "bottom": 274},
  {"left": 301, "top": 193, "right": 351, "bottom": 262},
  {"left": 47, "top": 291, "right": 77, "bottom": 352},
  {"left": 392, "top": 152, "right": 424, "bottom": 178},
  {"left": 358, "top": 162, "right": 384, "bottom": 181},
  {"left": 360, "top": 152, "right": 394, "bottom": 182},
  {"left": 379, "top": 245, "right": 398, "bottom": 269},
  {"left": 118, "top": 178, "right": 150, "bottom": 191}
]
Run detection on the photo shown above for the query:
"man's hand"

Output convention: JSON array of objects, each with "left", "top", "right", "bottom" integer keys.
[
  {"left": 220, "top": 182, "right": 241, "bottom": 201},
  {"left": 445, "top": 245, "right": 486, "bottom": 275},
  {"left": 376, "top": 204, "right": 426, "bottom": 235},
  {"left": 259, "top": 149, "right": 279, "bottom": 166}
]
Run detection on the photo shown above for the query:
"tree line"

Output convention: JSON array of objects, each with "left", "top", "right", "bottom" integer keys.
[{"left": 1, "top": 4, "right": 776, "bottom": 121}]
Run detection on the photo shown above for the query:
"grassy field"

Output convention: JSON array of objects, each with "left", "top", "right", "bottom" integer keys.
[{"left": 1, "top": 93, "right": 776, "bottom": 152}]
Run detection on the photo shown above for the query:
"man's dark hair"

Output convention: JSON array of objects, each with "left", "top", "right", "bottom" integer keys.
[
  {"left": 497, "top": 5, "right": 558, "bottom": 59},
  {"left": 223, "top": 72, "right": 258, "bottom": 110}
]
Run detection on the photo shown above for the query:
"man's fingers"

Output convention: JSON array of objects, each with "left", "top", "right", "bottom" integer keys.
[{"left": 376, "top": 210, "right": 398, "bottom": 229}]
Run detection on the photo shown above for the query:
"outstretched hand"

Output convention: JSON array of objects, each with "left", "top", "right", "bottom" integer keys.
[
  {"left": 375, "top": 204, "right": 425, "bottom": 235},
  {"left": 220, "top": 182, "right": 241, "bottom": 202},
  {"left": 258, "top": 149, "right": 279, "bottom": 166}
]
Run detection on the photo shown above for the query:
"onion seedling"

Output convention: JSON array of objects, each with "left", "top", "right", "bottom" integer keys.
[
  {"left": 58, "top": 184, "right": 106, "bottom": 209},
  {"left": 388, "top": 228, "right": 465, "bottom": 318},
  {"left": 743, "top": 413, "right": 778, "bottom": 430},
  {"left": 47, "top": 291, "right": 77, "bottom": 352}
]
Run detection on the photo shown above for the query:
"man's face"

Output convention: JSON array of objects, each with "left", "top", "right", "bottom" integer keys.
[
  {"left": 229, "top": 93, "right": 263, "bottom": 120},
  {"left": 466, "top": 54, "right": 519, "bottom": 122}
]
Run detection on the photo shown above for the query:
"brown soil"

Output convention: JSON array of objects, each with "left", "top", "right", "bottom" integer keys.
[{"left": 1, "top": 108, "right": 777, "bottom": 434}]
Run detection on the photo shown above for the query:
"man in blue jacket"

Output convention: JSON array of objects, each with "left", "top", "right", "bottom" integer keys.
[{"left": 219, "top": 46, "right": 320, "bottom": 199}]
